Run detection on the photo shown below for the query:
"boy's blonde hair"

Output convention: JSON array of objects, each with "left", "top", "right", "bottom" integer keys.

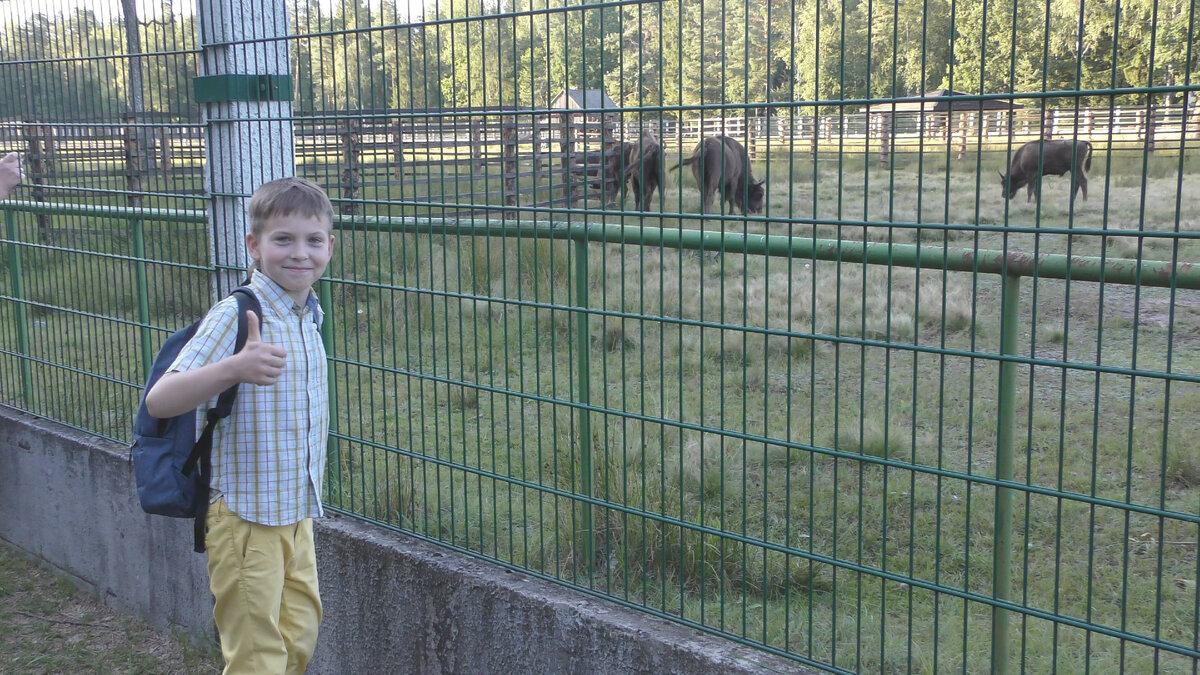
[
  {"left": 246, "top": 177, "right": 334, "bottom": 276},
  {"left": 248, "top": 176, "right": 334, "bottom": 237}
]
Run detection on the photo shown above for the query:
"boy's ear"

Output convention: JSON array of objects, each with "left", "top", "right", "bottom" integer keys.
[{"left": 245, "top": 232, "right": 261, "bottom": 260}]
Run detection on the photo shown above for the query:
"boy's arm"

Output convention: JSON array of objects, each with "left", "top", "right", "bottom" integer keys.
[{"left": 143, "top": 310, "right": 287, "bottom": 418}]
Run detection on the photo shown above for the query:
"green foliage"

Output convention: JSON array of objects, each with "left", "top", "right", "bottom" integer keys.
[
  {"left": 4, "top": 0, "right": 1193, "bottom": 121},
  {"left": 0, "top": 5, "right": 195, "bottom": 120}
]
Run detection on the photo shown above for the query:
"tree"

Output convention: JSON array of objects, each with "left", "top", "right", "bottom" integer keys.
[
  {"left": 327, "top": 0, "right": 393, "bottom": 109},
  {"left": 436, "top": 0, "right": 509, "bottom": 109},
  {"left": 119, "top": 0, "right": 145, "bottom": 118},
  {"left": 505, "top": 0, "right": 619, "bottom": 109}
]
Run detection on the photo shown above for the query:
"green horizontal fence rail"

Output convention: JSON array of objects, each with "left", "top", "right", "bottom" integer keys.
[{"left": 4, "top": 0, "right": 1200, "bottom": 672}]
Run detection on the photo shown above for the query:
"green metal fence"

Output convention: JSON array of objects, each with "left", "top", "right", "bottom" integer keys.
[{"left": 2, "top": 1, "right": 1198, "bottom": 672}]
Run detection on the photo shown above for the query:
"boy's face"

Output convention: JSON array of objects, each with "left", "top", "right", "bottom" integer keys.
[{"left": 246, "top": 213, "right": 335, "bottom": 305}]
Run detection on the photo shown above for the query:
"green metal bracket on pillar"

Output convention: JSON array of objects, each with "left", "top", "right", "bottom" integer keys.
[{"left": 193, "top": 74, "right": 294, "bottom": 103}]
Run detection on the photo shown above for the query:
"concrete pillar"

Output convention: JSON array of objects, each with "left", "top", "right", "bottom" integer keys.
[{"left": 197, "top": 0, "right": 295, "bottom": 296}]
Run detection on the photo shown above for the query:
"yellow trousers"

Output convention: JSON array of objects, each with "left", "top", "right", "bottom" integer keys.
[{"left": 205, "top": 498, "right": 321, "bottom": 675}]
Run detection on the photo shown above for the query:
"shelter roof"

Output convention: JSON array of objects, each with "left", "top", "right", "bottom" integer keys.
[
  {"left": 550, "top": 89, "right": 618, "bottom": 111},
  {"left": 867, "top": 89, "right": 1024, "bottom": 112}
]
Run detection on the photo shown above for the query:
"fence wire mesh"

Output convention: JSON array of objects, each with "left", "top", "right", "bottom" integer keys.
[{"left": 1, "top": 0, "right": 1198, "bottom": 672}]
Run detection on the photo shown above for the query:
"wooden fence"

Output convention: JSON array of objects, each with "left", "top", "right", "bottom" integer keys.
[{"left": 3, "top": 104, "right": 1197, "bottom": 216}]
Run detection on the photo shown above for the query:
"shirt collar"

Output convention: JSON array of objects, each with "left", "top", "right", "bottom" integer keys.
[{"left": 248, "top": 270, "right": 324, "bottom": 328}]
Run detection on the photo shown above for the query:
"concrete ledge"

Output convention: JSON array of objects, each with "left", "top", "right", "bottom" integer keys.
[{"left": 0, "top": 408, "right": 809, "bottom": 674}]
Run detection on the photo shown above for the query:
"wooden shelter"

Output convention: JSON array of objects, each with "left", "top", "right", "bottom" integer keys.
[
  {"left": 867, "top": 90, "right": 1025, "bottom": 164},
  {"left": 543, "top": 88, "right": 620, "bottom": 155},
  {"left": 538, "top": 89, "right": 621, "bottom": 203}
]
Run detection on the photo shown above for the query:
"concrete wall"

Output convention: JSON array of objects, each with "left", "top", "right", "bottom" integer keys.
[{"left": 0, "top": 408, "right": 810, "bottom": 674}]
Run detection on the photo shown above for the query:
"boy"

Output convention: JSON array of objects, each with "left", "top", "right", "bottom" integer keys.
[{"left": 144, "top": 176, "right": 336, "bottom": 674}]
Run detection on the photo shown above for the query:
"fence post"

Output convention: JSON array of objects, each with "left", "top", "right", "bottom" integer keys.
[
  {"left": 132, "top": 217, "right": 153, "bottom": 377},
  {"left": 878, "top": 112, "right": 891, "bottom": 167},
  {"left": 196, "top": 0, "right": 296, "bottom": 295},
  {"left": 318, "top": 277, "right": 340, "bottom": 500},
  {"left": 573, "top": 233, "right": 594, "bottom": 570},
  {"left": 533, "top": 115, "right": 544, "bottom": 173},
  {"left": 23, "top": 123, "right": 52, "bottom": 244},
  {"left": 746, "top": 117, "right": 757, "bottom": 161},
  {"left": 1146, "top": 104, "right": 1156, "bottom": 154},
  {"left": 992, "top": 271, "right": 1019, "bottom": 675},
  {"left": 4, "top": 209, "right": 32, "bottom": 405},
  {"left": 393, "top": 117, "right": 405, "bottom": 181},
  {"left": 158, "top": 127, "right": 172, "bottom": 190},
  {"left": 471, "top": 118, "right": 484, "bottom": 172},
  {"left": 340, "top": 117, "right": 361, "bottom": 215},
  {"left": 559, "top": 112, "right": 573, "bottom": 204},
  {"left": 957, "top": 113, "right": 968, "bottom": 160},
  {"left": 602, "top": 114, "right": 617, "bottom": 153},
  {"left": 808, "top": 115, "right": 817, "bottom": 161},
  {"left": 501, "top": 117, "right": 517, "bottom": 219},
  {"left": 124, "top": 114, "right": 144, "bottom": 208},
  {"left": 44, "top": 125, "right": 56, "bottom": 183}
]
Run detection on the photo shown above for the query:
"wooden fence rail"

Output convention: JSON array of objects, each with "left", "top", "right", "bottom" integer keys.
[{"left": 2, "top": 104, "right": 1197, "bottom": 211}]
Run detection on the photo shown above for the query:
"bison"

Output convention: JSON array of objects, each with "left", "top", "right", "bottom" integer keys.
[
  {"left": 672, "top": 135, "right": 765, "bottom": 216},
  {"left": 602, "top": 133, "right": 663, "bottom": 211},
  {"left": 999, "top": 139, "right": 1093, "bottom": 203}
]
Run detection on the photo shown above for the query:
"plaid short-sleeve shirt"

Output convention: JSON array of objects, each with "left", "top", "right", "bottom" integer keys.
[{"left": 168, "top": 271, "right": 329, "bottom": 526}]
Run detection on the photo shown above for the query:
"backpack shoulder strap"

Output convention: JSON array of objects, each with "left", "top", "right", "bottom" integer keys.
[
  {"left": 185, "top": 286, "right": 262, "bottom": 553},
  {"left": 209, "top": 287, "right": 263, "bottom": 418}
]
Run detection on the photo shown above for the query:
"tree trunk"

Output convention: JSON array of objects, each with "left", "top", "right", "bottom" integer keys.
[{"left": 120, "top": 0, "right": 153, "bottom": 172}]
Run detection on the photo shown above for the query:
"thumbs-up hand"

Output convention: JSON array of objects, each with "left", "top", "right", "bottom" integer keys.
[
  {"left": 237, "top": 310, "right": 287, "bottom": 385},
  {"left": 0, "top": 152, "right": 22, "bottom": 200}
]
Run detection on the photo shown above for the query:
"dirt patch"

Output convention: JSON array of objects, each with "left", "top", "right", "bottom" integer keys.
[
  {"left": 1097, "top": 286, "right": 1200, "bottom": 330},
  {"left": 1060, "top": 284, "right": 1200, "bottom": 345},
  {"left": 0, "top": 540, "right": 221, "bottom": 674}
]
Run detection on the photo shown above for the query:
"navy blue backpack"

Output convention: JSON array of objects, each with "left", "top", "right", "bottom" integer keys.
[{"left": 131, "top": 287, "right": 261, "bottom": 552}]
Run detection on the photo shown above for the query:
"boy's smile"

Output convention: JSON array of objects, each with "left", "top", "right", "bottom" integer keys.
[{"left": 246, "top": 214, "right": 335, "bottom": 305}]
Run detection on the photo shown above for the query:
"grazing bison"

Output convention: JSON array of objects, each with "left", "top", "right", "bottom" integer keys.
[
  {"left": 603, "top": 133, "right": 664, "bottom": 211},
  {"left": 999, "top": 139, "right": 1093, "bottom": 203},
  {"left": 672, "top": 135, "right": 765, "bottom": 216}
]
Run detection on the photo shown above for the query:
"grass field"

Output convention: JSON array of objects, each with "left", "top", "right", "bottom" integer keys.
[{"left": 1, "top": 146, "right": 1197, "bottom": 673}]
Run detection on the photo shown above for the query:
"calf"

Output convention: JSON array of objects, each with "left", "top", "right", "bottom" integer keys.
[
  {"left": 999, "top": 139, "right": 1093, "bottom": 203},
  {"left": 603, "top": 133, "right": 663, "bottom": 211},
  {"left": 673, "top": 135, "right": 765, "bottom": 216}
]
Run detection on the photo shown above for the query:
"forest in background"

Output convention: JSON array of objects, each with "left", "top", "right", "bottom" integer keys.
[{"left": 0, "top": 0, "right": 1195, "bottom": 122}]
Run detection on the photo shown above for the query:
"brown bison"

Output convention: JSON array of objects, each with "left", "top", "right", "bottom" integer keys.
[
  {"left": 673, "top": 135, "right": 765, "bottom": 216},
  {"left": 603, "top": 133, "right": 663, "bottom": 211},
  {"left": 999, "top": 139, "right": 1093, "bottom": 203}
]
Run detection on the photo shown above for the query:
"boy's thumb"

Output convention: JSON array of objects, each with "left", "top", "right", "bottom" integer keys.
[{"left": 245, "top": 310, "right": 262, "bottom": 342}]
